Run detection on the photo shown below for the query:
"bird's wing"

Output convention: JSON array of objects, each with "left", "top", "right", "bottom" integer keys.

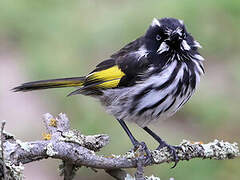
[
  {"left": 68, "top": 37, "right": 151, "bottom": 96},
  {"left": 68, "top": 59, "right": 125, "bottom": 96}
]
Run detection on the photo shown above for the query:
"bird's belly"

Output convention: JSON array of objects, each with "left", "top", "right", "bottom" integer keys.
[{"left": 100, "top": 83, "right": 196, "bottom": 127}]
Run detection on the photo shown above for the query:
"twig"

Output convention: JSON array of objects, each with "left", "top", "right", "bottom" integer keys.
[
  {"left": 1, "top": 120, "right": 7, "bottom": 180},
  {"left": 135, "top": 145, "right": 146, "bottom": 180},
  {"left": 62, "top": 161, "right": 76, "bottom": 180},
  {"left": 105, "top": 169, "right": 128, "bottom": 180}
]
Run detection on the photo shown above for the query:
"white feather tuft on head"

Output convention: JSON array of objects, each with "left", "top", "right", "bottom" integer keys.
[
  {"left": 179, "top": 19, "right": 184, "bottom": 25},
  {"left": 151, "top": 18, "right": 161, "bottom": 27}
]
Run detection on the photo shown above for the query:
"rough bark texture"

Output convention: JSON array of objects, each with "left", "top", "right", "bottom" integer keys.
[{"left": 0, "top": 113, "right": 239, "bottom": 180}]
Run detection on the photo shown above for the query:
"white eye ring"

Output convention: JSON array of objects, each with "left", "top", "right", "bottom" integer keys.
[{"left": 156, "top": 34, "right": 161, "bottom": 41}]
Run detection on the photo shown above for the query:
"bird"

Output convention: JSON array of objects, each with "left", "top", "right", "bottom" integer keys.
[{"left": 13, "top": 17, "right": 205, "bottom": 167}]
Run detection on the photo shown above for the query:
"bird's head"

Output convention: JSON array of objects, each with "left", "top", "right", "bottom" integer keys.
[{"left": 144, "top": 18, "right": 202, "bottom": 61}]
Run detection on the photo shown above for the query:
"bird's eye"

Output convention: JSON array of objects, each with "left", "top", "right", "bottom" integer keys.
[{"left": 156, "top": 34, "right": 161, "bottom": 41}]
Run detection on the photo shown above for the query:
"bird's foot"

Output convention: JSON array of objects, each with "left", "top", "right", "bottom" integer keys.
[
  {"left": 157, "top": 142, "right": 180, "bottom": 168},
  {"left": 131, "top": 141, "right": 153, "bottom": 164}
]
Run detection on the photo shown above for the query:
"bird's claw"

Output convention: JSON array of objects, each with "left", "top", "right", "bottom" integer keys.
[
  {"left": 131, "top": 141, "right": 153, "bottom": 164},
  {"left": 157, "top": 143, "right": 180, "bottom": 168}
]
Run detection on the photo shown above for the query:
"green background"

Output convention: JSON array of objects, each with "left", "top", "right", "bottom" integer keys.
[{"left": 0, "top": 0, "right": 240, "bottom": 179}]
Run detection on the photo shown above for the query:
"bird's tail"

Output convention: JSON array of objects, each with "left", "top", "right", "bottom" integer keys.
[{"left": 12, "top": 77, "right": 85, "bottom": 92}]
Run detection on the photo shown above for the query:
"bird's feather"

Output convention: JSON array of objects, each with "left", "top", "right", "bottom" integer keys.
[
  {"left": 12, "top": 77, "right": 85, "bottom": 92},
  {"left": 86, "top": 65, "right": 125, "bottom": 88}
]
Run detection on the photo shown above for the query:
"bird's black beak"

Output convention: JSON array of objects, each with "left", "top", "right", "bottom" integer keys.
[
  {"left": 170, "top": 32, "right": 181, "bottom": 43},
  {"left": 166, "top": 29, "right": 183, "bottom": 48}
]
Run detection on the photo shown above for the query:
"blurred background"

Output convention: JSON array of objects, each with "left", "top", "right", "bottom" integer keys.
[{"left": 0, "top": 0, "right": 240, "bottom": 179}]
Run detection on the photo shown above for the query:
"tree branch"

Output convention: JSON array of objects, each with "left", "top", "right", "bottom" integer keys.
[{"left": 0, "top": 113, "right": 239, "bottom": 180}]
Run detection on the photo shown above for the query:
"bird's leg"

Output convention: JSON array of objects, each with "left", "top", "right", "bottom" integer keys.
[
  {"left": 143, "top": 126, "right": 180, "bottom": 168},
  {"left": 117, "top": 119, "right": 138, "bottom": 149},
  {"left": 117, "top": 119, "right": 152, "bottom": 160}
]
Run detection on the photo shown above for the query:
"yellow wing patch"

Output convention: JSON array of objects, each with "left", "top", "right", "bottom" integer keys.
[
  {"left": 96, "top": 79, "right": 121, "bottom": 88},
  {"left": 89, "top": 66, "right": 125, "bottom": 81},
  {"left": 87, "top": 65, "right": 125, "bottom": 88}
]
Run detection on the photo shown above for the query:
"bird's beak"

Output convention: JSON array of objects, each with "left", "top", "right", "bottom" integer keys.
[
  {"left": 165, "top": 28, "right": 183, "bottom": 48},
  {"left": 169, "top": 29, "right": 182, "bottom": 43}
]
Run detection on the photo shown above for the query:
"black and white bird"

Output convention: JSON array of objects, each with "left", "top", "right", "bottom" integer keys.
[{"left": 13, "top": 17, "right": 205, "bottom": 166}]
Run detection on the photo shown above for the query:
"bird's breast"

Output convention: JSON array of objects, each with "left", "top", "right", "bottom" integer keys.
[{"left": 100, "top": 59, "right": 203, "bottom": 127}]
